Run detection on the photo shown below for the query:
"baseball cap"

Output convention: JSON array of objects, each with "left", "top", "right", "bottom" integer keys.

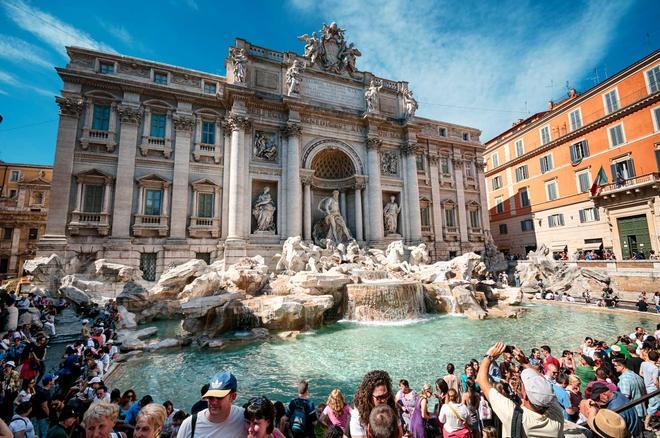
[
  {"left": 203, "top": 371, "right": 237, "bottom": 398},
  {"left": 59, "top": 406, "right": 78, "bottom": 421},
  {"left": 89, "top": 377, "right": 102, "bottom": 384},
  {"left": 42, "top": 374, "right": 58, "bottom": 384},
  {"left": 520, "top": 368, "right": 556, "bottom": 408},
  {"left": 589, "top": 382, "right": 611, "bottom": 400}
]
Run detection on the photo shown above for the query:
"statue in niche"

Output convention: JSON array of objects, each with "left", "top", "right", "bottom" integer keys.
[
  {"left": 381, "top": 152, "right": 398, "bottom": 175},
  {"left": 365, "top": 79, "right": 382, "bottom": 113},
  {"left": 253, "top": 132, "right": 277, "bottom": 161},
  {"left": 315, "top": 190, "right": 353, "bottom": 246},
  {"left": 383, "top": 195, "right": 401, "bottom": 235},
  {"left": 403, "top": 89, "right": 418, "bottom": 119},
  {"left": 230, "top": 47, "right": 248, "bottom": 84},
  {"left": 252, "top": 187, "right": 276, "bottom": 232},
  {"left": 285, "top": 59, "right": 306, "bottom": 96}
]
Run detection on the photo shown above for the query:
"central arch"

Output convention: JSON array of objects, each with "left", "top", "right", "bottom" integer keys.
[
  {"left": 310, "top": 149, "right": 355, "bottom": 179},
  {"left": 302, "top": 138, "right": 364, "bottom": 175}
]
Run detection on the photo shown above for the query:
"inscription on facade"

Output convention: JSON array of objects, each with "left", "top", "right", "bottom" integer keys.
[
  {"left": 301, "top": 77, "right": 364, "bottom": 110},
  {"left": 380, "top": 96, "right": 397, "bottom": 116},
  {"left": 301, "top": 116, "right": 366, "bottom": 134},
  {"left": 255, "top": 69, "right": 279, "bottom": 90}
]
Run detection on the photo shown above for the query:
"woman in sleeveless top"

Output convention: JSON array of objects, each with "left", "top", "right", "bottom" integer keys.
[
  {"left": 460, "top": 381, "right": 480, "bottom": 438},
  {"left": 439, "top": 389, "right": 471, "bottom": 438},
  {"left": 395, "top": 379, "right": 417, "bottom": 434}
]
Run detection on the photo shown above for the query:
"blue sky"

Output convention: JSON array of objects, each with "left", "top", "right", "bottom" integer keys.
[{"left": 0, "top": 0, "right": 658, "bottom": 166}]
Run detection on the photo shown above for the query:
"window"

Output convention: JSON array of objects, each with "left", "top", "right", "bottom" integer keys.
[
  {"left": 462, "top": 132, "right": 470, "bottom": 141},
  {"left": 438, "top": 127, "right": 447, "bottom": 137},
  {"left": 10, "top": 170, "right": 20, "bottom": 182},
  {"left": 464, "top": 160, "right": 474, "bottom": 177},
  {"left": 540, "top": 126, "right": 551, "bottom": 145},
  {"left": 515, "top": 165, "right": 528, "bottom": 182},
  {"left": 416, "top": 155, "right": 425, "bottom": 172},
  {"left": 28, "top": 228, "right": 38, "bottom": 240},
  {"left": 2, "top": 228, "right": 12, "bottom": 240},
  {"left": 499, "top": 224, "right": 508, "bottom": 234},
  {"left": 604, "top": 89, "right": 619, "bottom": 114},
  {"left": 569, "top": 109, "right": 582, "bottom": 131},
  {"left": 654, "top": 107, "right": 660, "bottom": 131},
  {"left": 201, "top": 121, "right": 215, "bottom": 144},
  {"left": 569, "top": 140, "right": 590, "bottom": 164},
  {"left": 444, "top": 207, "right": 456, "bottom": 227},
  {"left": 197, "top": 192, "right": 214, "bottom": 218},
  {"left": 521, "top": 219, "right": 534, "bottom": 232},
  {"left": 492, "top": 176, "right": 503, "bottom": 190},
  {"left": 420, "top": 204, "right": 430, "bottom": 230},
  {"left": 491, "top": 153, "right": 499, "bottom": 168},
  {"left": 196, "top": 252, "right": 211, "bottom": 264},
  {"left": 150, "top": 114, "right": 167, "bottom": 138},
  {"left": 608, "top": 124, "right": 625, "bottom": 147},
  {"left": 9, "top": 189, "right": 16, "bottom": 198},
  {"left": 515, "top": 140, "right": 524, "bottom": 157},
  {"left": 99, "top": 61, "right": 114, "bottom": 74},
  {"left": 440, "top": 157, "right": 450, "bottom": 174},
  {"left": 469, "top": 210, "right": 480, "bottom": 228},
  {"left": 579, "top": 207, "right": 600, "bottom": 223},
  {"left": 611, "top": 158, "right": 635, "bottom": 181},
  {"left": 140, "top": 253, "right": 157, "bottom": 281},
  {"left": 546, "top": 180, "right": 558, "bottom": 201},
  {"left": 92, "top": 104, "right": 111, "bottom": 131},
  {"left": 144, "top": 189, "right": 162, "bottom": 216},
  {"left": 548, "top": 214, "right": 565, "bottom": 228},
  {"left": 647, "top": 65, "right": 660, "bottom": 94},
  {"left": 540, "top": 154, "right": 554, "bottom": 173},
  {"left": 519, "top": 188, "right": 530, "bottom": 207},
  {"left": 203, "top": 82, "right": 217, "bottom": 94},
  {"left": 577, "top": 171, "right": 591, "bottom": 193},
  {"left": 495, "top": 197, "right": 504, "bottom": 214},
  {"left": 32, "top": 192, "right": 43, "bottom": 205},
  {"left": 153, "top": 71, "right": 168, "bottom": 85},
  {"left": 83, "top": 184, "right": 104, "bottom": 213}
]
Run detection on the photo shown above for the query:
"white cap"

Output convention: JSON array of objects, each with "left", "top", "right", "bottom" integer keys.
[
  {"left": 521, "top": 368, "right": 556, "bottom": 408},
  {"left": 4, "top": 361, "right": 15, "bottom": 368},
  {"left": 89, "top": 377, "right": 102, "bottom": 384},
  {"left": 81, "top": 319, "right": 89, "bottom": 324}
]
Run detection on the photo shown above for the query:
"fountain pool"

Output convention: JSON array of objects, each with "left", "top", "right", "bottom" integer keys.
[{"left": 107, "top": 305, "right": 657, "bottom": 408}]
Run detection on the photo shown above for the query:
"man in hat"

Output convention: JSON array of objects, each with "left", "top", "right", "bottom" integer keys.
[
  {"left": 2, "top": 361, "right": 20, "bottom": 392},
  {"left": 585, "top": 409, "right": 627, "bottom": 438},
  {"left": 45, "top": 406, "right": 78, "bottom": 438},
  {"left": 476, "top": 342, "right": 564, "bottom": 437},
  {"left": 176, "top": 371, "right": 246, "bottom": 437},
  {"left": 581, "top": 382, "right": 641, "bottom": 436}
]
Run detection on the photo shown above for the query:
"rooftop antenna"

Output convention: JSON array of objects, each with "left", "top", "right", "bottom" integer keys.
[
  {"left": 589, "top": 67, "right": 601, "bottom": 85},
  {"left": 545, "top": 79, "right": 555, "bottom": 100},
  {"left": 564, "top": 81, "right": 572, "bottom": 97}
]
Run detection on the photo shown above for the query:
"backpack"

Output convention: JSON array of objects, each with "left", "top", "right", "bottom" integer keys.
[
  {"left": 510, "top": 405, "right": 524, "bottom": 438},
  {"left": 478, "top": 395, "right": 492, "bottom": 420},
  {"left": 289, "top": 398, "right": 308, "bottom": 436}
]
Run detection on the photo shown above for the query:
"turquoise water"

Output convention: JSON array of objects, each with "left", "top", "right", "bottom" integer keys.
[{"left": 107, "top": 305, "right": 657, "bottom": 409}]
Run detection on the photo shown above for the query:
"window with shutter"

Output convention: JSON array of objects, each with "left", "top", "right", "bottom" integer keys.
[
  {"left": 604, "top": 90, "right": 619, "bottom": 114},
  {"left": 83, "top": 185, "right": 104, "bottom": 213},
  {"left": 647, "top": 66, "right": 660, "bottom": 93}
]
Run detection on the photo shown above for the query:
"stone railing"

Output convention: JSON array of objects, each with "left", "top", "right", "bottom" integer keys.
[
  {"left": 192, "top": 142, "right": 221, "bottom": 163},
  {"left": 68, "top": 212, "right": 111, "bottom": 236},
  {"left": 139, "top": 136, "right": 172, "bottom": 158},
  {"left": 599, "top": 172, "right": 660, "bottom": 195},
  {"left": 188, "top": 216, "right": 220, "bottom": 238},
  {"left": 80, "top": 128, "right": 117, "bottom": 152},
  {"left": 133, "top": 214, "right": 169, "bottom": 237}
]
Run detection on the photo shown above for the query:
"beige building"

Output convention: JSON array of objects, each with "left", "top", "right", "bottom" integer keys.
[{"left": 40, "top": 25, "right": 489, "bottom": 280}]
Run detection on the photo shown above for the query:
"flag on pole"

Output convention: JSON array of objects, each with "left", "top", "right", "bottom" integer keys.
[{"left": 590, "top": 166, "right": 607, "bottom": 196}]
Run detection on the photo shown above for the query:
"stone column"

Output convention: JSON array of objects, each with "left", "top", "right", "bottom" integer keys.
[
  {"left": 221, "top": 120, "right": 231, "bottom": 239},
  {"left": 339, "top": 191, "right": 347, "bottom": 219},
  {"left": 110, "top": 104, "right": 142, "bottom": 238},
  {"left": 402, "top": 143, "right": 422, "bottom": 243},
  {"left": 453, "top": 155, "right": 469, "bottom": 243},
  {"left": 83, "top": 98, "right": 93, "bottom": 131},
  {"left": 282, "top": 123, "right": 303, "bottom": 238},
  {"left": 226, "top": 115, "right": 249, "bottom": 240},
  {"left": 476, "top": 159, "right": 490, "bottom": 234},
  {"left": 366, "top": 137, "right": 384, "bottom": 242},
  {"left": 354, "top": 180, "right": 365, "bottom": 241},
  {"left": 169, "top": 113, "right": 194, "bottom": 239},
  {"left": 302, "top": 175, "right": 313, "bottom": 241},
  {"left": 137, "top": 187, "right": 144, "bottom": 215},
  {"left": 162, "top": 183, "right": 170, "bottom": 220},
  {"left": 75, "top": 180, "right": 84, "bottom": 211},
  {"left": 102, "top": 180, "right": 111, "bottom": 213},
  {"left": 9, "top": 227, "right": 21, "bottom": 271},
  {"left": 428, "top": 154, "right": 444, "bottom": 239},
  {"left": 40, "top": 96, "right": 83, "bottom": 250},
  {"left": 214, "top": 186, "right": 221, "bottom": 222}
]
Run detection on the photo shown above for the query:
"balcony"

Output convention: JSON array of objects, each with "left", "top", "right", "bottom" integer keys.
[
  {"left": 597, "top": 172, "right": 660, "bottom": 196},
  {"left": 68, "top": 211, "right": 111, "bottom": 236},
  {"left": 188, "top": 216, "right": 221, "bottom": 238},
  {"left": 443, "top": 226, "right": 459, "bottom": 241},
  {"left": 133, "top": 214, "right": 169, "bottom": 237},
  {"left": 468, "top": 227, "right": 485, "bottom": 242},
  {"left": 192, "top": 142, "right": 221, "bottom": 163},
  {"left": 80, "top": 129, "right": 117, "bottom": 152},
  {"left": 139, "top": 136, "right": 172, "bottom": 158}
]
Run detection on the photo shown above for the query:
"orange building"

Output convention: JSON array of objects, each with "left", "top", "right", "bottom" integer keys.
[{"left": 484, "top": 50, "right": 660, "bottom": 259}]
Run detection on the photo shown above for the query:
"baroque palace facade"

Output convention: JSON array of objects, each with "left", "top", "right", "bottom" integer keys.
[{"left": 40, "top": 24, "right": 489, "bottom": 280}]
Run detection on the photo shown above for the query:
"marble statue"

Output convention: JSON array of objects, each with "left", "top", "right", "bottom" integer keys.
[
  {"left": 317, "top": 190, "right": 353, "bottom": 245},
  {"left": 403, "top": 89, "right": 418, "bottom": 119},
  {"left": 253, "top": 132, "right": 277, "bottom": 161},
  {"left": 365, "top": 79, "right": 382, "bottom": 113},
  {"left": 298, "top": 23, "right": 360, "bottom": 75},
  {"left": 381, "top": 152, "right": 398, "bottom": 175},
  {"left": 230, "top": 47, "right": 248, "bottom": 84},
  {"left": 383, "top": 196, "right": 401, "bottom": 235},
  {"left": 339, "top": 43, "right": 361, "bottom": 75},
  {"left": 409, "top": 243, "right": 430, "bottom": 266},
  {"left": 286, "top": 60, "right": 306, "bottom": 96},
  {"left": 297, "top": 32, "right": 321, "bottom": 65},
  {"left": 252, "top": 187, "right": 276, "bottom": 232}
]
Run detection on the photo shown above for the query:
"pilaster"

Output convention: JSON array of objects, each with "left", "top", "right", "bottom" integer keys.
[
  {"left": 401, "top": 142, "right": 422, "bottom": 243},
  {"left": 365, "top": 137, "right": 385, "bottom": 242},
  {"left": 453, "top": 154, "right": 469, "bottom": 243},
  {"left": 169, "top": 113, "right": 195, "bottom": 240},
  {"left": 282, "top": 122, "right": 303, "bottom": 238}
]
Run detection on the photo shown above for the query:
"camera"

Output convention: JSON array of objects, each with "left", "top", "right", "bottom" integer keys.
[{"left": 504, "top": 345, "right": 516, "bottom": 354}]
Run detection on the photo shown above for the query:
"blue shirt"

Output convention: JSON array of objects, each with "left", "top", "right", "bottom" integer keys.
[
  {"left": 617, "top": 369, "right": 647, "bottom": 418},
  {"left": 605, "top": 391, "right": 641, "bottom": 436},
  {"left": 124, "top": 401, "right": 142, "bottom": 425},
  {"left": 552, "top": 384, "right": 571, "bottom": 419}
]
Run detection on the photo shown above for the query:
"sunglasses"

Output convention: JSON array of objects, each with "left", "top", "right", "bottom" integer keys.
[{"left": 372, "top": 393, "right": 389, "bottom": 402}]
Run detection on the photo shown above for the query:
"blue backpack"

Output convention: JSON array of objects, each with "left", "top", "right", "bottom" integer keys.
[{"left": 290, "top": 398, "right": 309, "bottom": 436}]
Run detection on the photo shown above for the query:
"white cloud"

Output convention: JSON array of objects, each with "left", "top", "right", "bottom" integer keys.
[
  {"left": 169, "top": 0, "right": 199, "bottom": 10},
  {"left": 2, "top": 0, "right": 115, "bottom": 57},
  {"left": 287, "top": 0, "right": 631, "bottom": 141},
  {"left": 0, "top": 35, "right": 53, "bottom": 69},
  {"left": 0, "top": 69, "right": 54, "bottom": 97},
  {"left": 0, "top": 71, "right": 19, "bottom": 86},
  {"left": 96, "top": 20, "right": 134, "bottom": 46}
]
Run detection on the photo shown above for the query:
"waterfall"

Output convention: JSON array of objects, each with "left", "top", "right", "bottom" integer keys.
[{"left": 345, "top": 280, "right": 426, "bottom": 321}]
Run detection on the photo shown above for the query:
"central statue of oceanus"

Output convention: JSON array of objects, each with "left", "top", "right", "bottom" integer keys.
[{"left": 312, "top": 190, "right": 353, "bottom": 247}]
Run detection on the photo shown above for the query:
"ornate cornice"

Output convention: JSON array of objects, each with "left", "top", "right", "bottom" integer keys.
[
  {"left": 427, "top": 154, "right": 440, "bottom": 165},
  {"left": 400, "top": 142, "right": 417, "bottom": 156},
  {"left": 366, "top": 137, "right": 382, "bottom": 150},
  {"left": 226, "top": 114, "right": 250, "bottom": 131},
  {"left": 281, "top": 122, "right": 303, "bottom": 138},
  {"left": 452, "top": 156, "right": 464, "bottom": 165},
  {"left": 56, "top": 96, "right": 83, "bottom": 117},
  {"left": 116, "top": 104, "right": 142, "bottom": 124},
  {"left": 172, "top": 114, "right": 195, "bottom": 132},
  {"left": 300, "top": 174, "right": 314, "bottom": 185}
]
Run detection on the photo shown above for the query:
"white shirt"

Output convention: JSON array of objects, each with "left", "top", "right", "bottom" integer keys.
[
  {"left": 439, "top": 402, "right": 470, "bottom": 432},
  {"left": 9, "top": 415, "right": 35, "bottom": 438},
  {"left": 176, "top": 406, "right": 246, "bottom": 438},
  {"left": 488, "top": 388, "right": 564, "bottom": 437},
  {"left": 349, "top": 407, "right": 366, "bottom": 437}
]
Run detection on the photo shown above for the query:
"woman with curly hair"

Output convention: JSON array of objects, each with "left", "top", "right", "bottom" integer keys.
[
  {"left": 320, "top": 389, "right": 351, "bottom": 433},
  {"left": 348, "top": 370, "right": 398, "bottom": 437}
]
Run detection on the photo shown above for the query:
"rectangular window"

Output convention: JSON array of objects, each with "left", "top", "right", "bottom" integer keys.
[
  {"left": 647, "top": 65, "right": 660, "bottom": 94},
  {"left": 440, "top": 157, "right": 450, "bottom": 174},
  {"left": 548, "top": 213, "right": 565, "bottom": 228},
  {"left": 569, "top": 140, "right": 590, "bottom": 164},
  {"left": 577, "top": 171, "right": 591, "bottom": 193},
  {"left": 469, "top": 210, "right": 480, "bottom": 228},
  {"left": 546, "top": 180, "right": 558, "bottom": 201},
  {"left": 604, "top": 89, "right": 619, "bottom": 114},
  {"left": 491, "top": 153, "right": 499, "bottom": 168},
  {"left": 153, "top": 71, "right": 168, "bottom": 85},
  {"left": 92, "top": 104, "right": 111, "bottom": 131},
  {"left": 9, "top": 189, "right": 17, "bottom": 198},
  {"left": 654, "top": 107, "right": 660, "bottom": 130},
  {"left": 444, "top": 208, "right": 456, "bottom": 227},
  {"left": 611, "top": 158, "right": 635, "bottom": 181},
  {"left": 492, "top": 176, "right": 502, "bottom": 190},
  {"left": 462, "top": 132, "right": 470, "bottom": 141},
  {"left": 515, "top": 165, "right": 528, "bottom": 182},
  {"left": 608, "top": 124, "right": 625, "bottom": 147},
  {"left": 140, "top": 253, "right": 157, "bottom": 282},
  {"left": 83, "top": 184, "right": 104, "bottom": 213},
  {"left": 521, "top": 219, "right": 534, "bottom": 232},
  {"left": 438, "top": 127, "right": 447, "bottom": 137},
  {"left": 579, "top": 207, "right": 600, "bottom": 223},
  {"left": 540, "top": 126, "right": 551, "bottom": 145},
  {"left": 203, "top": 82, "right": 217, "bottom": 94},
  {"left": 2, "top": 228, "right": 12, "bottom": 240},
  {"left": 495, "top": 197, "right": 504, "bottom": 214},
  {"left": 28, "top": 228, "right": 38, "bottom": 240},
  {"left": 540, "top": 154, "right": 554, "bottom": 173},
  {"left": 420, "top": 205, "right": 430, "bottom": 228},
  {"left": 144, "top": 189, "right": 162, "bottom": 216},
  {"left": 499, "top": 224, "right": 508, "bottom": 234},
  {"left": 569, "top": 109, "right": 582, "bottom": 131},
  {"left": 99, "top": 61, "right": 114, "bottom": 74},
  {"left": 197, "top": 193, "right": 214, "bottom": 218},
  {"left": 519, "top": 188, "right": 530, "bottom": 207},
  {"left": 515, "top": 140, "right": 524, "bottom": 157},
  {"left": 416, "top": 155, "right": 425, "bottom": 171},
  {"left": 10, "top": 170, "right": 20, "bottom": 182},
  {"left": 196, "top": 252, "right": 211, "bottom": 264},
  {"left": 201, "top": 121, "right": 215, "bottom": 144},
  {"left": 464, "top": 161, "right": 474, "bottom": 177},
  {"left": 150, "top": 114, "right": 167, "bottom": 138}
]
